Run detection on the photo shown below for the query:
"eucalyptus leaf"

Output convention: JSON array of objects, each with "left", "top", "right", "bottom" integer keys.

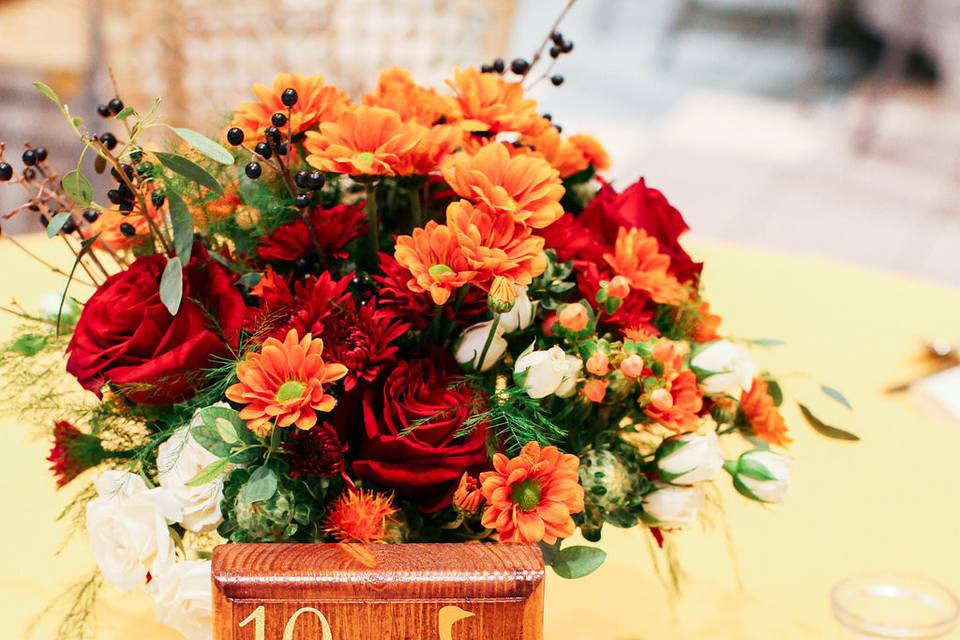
[
  {"left": 539, "top": 540, "right": 562, "bottom": 566},
  {"left": 820, "top": 384, "right": 853, "bottom": 411},
  {"left": 240, "top": 466, "right": 278, "bottom": 504},
  {"left": 170, "top": 127, "right": 234, "bottom": 165},
  {"left": 551, "top": 546, "right": 607, "bottom": 579},
  {"left": 46, "top": 211, "right": 73, "bottom": 238},
  {"left": 750, "top": 338, "right": 786, "bottom": 347},
  {"left": 215, "top": 417, "right": 239, "bottom": 444},
  {"left": 185, "top": 458, "right": 231, "bottom": 487},
  {"left": 798, "top": 403, "right": 860, "bottom": 441},
  {"left": 115, "top": 106, "right": 136, "bottom": 120},
  {"left": 766, "top": 379, "right": 784, "bottom": 407},
  {"left": 155, "top": 152, "right": 224, "bottom": 195},
  {"left": 159, "top": 256, "right": 183, "bottom": 316},
  {"left": 198, "top": 406, "right": 257, "bottom": 445},
  {"left": 33, "top": 82, "right": 62, "bottom": 107},
  {"left": 61, "top": 169, "right": 94, "bottom": 207},
  {"left": 167, "top": 192, "right": 194, "bottom": 263}
]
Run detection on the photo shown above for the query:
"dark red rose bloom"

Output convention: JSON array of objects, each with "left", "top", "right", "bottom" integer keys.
[
  {"left": 353, "top": 356, "right": 491, "bottom": 512},
  {"left": 537, "top": 213, "right": 605, "bottom": 264},
  {"left": 257, "top": 202, "right": 366, "bottom": 263},
  {"left": 47, "top": 420, "right": 106, "bottom": 489},
  {"left": 66, "top": 245, "right": 246, "bottom": 404},
  {"left": 284, "top": 422, "right": 346, "bottom": 478},
  {"left": 319, "top": 297, "right": 409, "bottom": 391}
]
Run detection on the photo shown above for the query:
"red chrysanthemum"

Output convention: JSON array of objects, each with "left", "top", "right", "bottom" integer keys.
[
  {"left": 47, "top": 420, "right": 106, "bottom": 489},
  {"left": 276, "top": 272, "right": 353, "bottom": 338},
  {"left": 257, "top": 202, "right": 367, "bottom": 263},
  {"left": 283, "top": 422, "right": 346, "bottom": 478}
]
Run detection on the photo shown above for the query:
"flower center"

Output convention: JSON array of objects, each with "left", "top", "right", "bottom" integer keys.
[
  {"left": 355, "top": 152, "right": 375, "bottom": 170},
  {"left": 511, "top": 479, "right": 542, "bottom": 511},
  {"left": 275, "top": 380, "right": 307, "bottom": 403},
  {"left": 428, "top": 263, "right": 455, "bottom": 281}
]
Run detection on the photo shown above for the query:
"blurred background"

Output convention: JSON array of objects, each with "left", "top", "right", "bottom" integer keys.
[{"left": 1, "top": 0, "right": 958, "bottom": 285}]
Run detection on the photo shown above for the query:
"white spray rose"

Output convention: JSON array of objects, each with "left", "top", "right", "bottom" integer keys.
[
  {"left": 692, "top": 340, "right": 757, "bottom": 397},
  {"left": 85, "top": 470, "right": 181, "bottom": 591},
  {"left": 727, "top": 450, "right": 791, "bottom": 503},
  {"left": 147, "top": 560, "right": 213, "bottom": 640},
  {"left": 642, "top": 484, "right": 705, "bottom": 529},
  {"left": 454, "top": 320, "right": 508, "bottom": 372},
  {"left": 498, "top": 285, "right": 536, "bottom": 333},
  {"left": 655, "top": 430, "right": 724, "bottom": 484},
  {"left": 514, "top": 345, "right": 583, "bottom": 399},
  {"left": 157, "top": 405, "right": 227, "bottom": 533}
]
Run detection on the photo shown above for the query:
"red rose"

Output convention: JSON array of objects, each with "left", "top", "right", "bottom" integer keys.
[
  {"left": 352, "top": 356, "right": 490, "bottom": 512},
  {"left": 66, "top": 245, "right": 246, "bottom": 404}
]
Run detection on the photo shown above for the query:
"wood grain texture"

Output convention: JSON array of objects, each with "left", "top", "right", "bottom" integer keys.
[{"left": 212, "top": 543, "right": 544, "bottom": 640}]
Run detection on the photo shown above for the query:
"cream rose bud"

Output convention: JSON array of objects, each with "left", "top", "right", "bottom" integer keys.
[
  {"left": 691, "top": 340, "right": 757, "bottom": 397},
  {"left": 147, "top": 560, "right": 213, "bottom": 640},
  {"left": 642, "top": 484, "right": 705, "bottom": 529},
  {"left": 85, "top": 470, "right": 181, "bottom": 591},
  {"left": 514, "top": 345, "right": 583, "bottom": 399},
  {"left": 498, "top": 285, "right": 536, "bottom": 333},
  {"left": 655, "top": 430, "right": 724, "bottom": 484},
  {"left": 726, "top": 450, "right": 791, "bottom": 503},
  {"left": 454, "top": 320, "right": 508, "bottom": 372},
  {"left": 157, "top": 406, "right": 227, "bottom": 533}
]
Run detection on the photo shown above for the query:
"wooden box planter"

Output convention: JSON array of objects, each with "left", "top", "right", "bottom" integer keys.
[{"left": 212, "top": 543, "right": 545, "bottom": 640}]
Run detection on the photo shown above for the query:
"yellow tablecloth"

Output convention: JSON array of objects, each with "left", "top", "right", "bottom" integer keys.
[{"left": 2, "top": 234, "right": 959, "bottom": 639}]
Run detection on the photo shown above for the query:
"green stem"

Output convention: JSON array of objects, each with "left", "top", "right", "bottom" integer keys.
[
  {"left": 409, "top": 184, "right": 422, "bottom": 229},
  {"left": 365, "top": 181, "right": 380, "bottom": 258},
  {"left": 476, "top": 314, "right": 501, "bottom": 372}
]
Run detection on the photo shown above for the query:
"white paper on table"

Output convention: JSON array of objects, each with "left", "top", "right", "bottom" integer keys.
[{"left": 910, "top": 366, "right": 960, "bottom": 424}]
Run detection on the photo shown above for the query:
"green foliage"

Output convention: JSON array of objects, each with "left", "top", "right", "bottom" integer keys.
[
  {"left": 550, "top": 545, "right": 607, "bottom": 579},
  {"left": 798, "top": 403, "right": 860, "bottom": 441},
  {"left": 25, "top": 571, "right": 101, "bottom": 640},
  {"left": 158, "top": 256, "right": 183, "bottom": 315},
  {"left": 529, "top": 249, "right": 577, "bottom": 311},
  {"left": 155, "top": 152, "right": 224, "bottom": 195}
]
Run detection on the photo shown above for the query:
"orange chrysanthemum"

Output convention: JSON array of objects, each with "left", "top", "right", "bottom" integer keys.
[
  {"left": 442, "top": 142, "right": 565, "bottom": 229},
  {"left": 691, "top": 300, "right": 722, "bottom": 343},
  {"left": 520, "top": 126, "right": 589, "bottom": 179},
  {"left": 644, "top": 370, "right": 704, "bottom": 433},
  {"left": 225, "top": 329, "right": 348, "bottom": 435},
  {"left": 479, "top": 441, "right": 584, "bottom": 544},
  {"left": 446, "top": 67, "right": 548, "bottom": 136},
  {"left": 400, "top": 123, "right": 463, "bottom": 175},
  {"left": 324, "top": 489, "right": 398, "bottom": 544},
  {"left": 231, "top": 72, "right": 351, "bottom": 142},
  {"left": 304, "top": 105, "right": 424, "bottom": 176},
  {"left": 92, "top": 202, "right": 165, "bottom": 253},
  {"left": 394, "top": 220, "right": 476, "bottom": 305},
  {"left": 604, "top": 227, "right": 687, "bottom": 305},
  {"left": 740, "top": 378, "right": 791, "bottom": 446},
  {"left": 446, "top": 199, "right": 546, "bottom": 289},
  {"left": 364, "top": 67, "right": 461, "bottom": 126},
  {"left": 191, "top": 187, "right": 242, "bottom": 230},
  {"left": 567, "top": 133, "right": 611, "bottom": 172}
]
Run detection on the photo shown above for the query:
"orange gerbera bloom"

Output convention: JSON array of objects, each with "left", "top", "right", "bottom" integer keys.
[
  {"left": 568, "top": 133, "right": 611, "bottom": 171},
  {"left": 644, "top": 370, "right": 703, "bottom": 433},
  {"left": 691, "top": 300, "right": 722, "bottom": 343},
  {"left": 399, "top": 123, "right": 463, "bottom": 175},
  {"left": 740, "top": 378, "right": 791, "bottom": 446},
  {"left": 231, "top": 72, "right": 351, "bottom": 142},
  {"left": 520, "top": 126, "right": 589, "bottom": 179},
  {"left": 479, "top": 441, "right": 584, "bottom": 544},
  {"left": 442, "top": 142, "right": 565, "bottom": 229},
  {"left": 446, "top": 67, "right": 548, "bottom": 136},
  {"left": 304, "top": 105, "right": 424, "bottom": 176},
  {"left": 225, "top": 329, "right": 348, "bottom": 435},
  {"left": 446, "top": 199, "right": 546, "bottom": 288},
  {"left": 604, "top": 227, "right": 687, "bottom": 305},
  {"left": 324, "top": 489, "right": 399, "bottom": 544},
  {"left": 394, "top": 220, "right": 476, "bottom": 305},
  {"left": 364, "top": 67, "right": 461, "bottom": 126}
]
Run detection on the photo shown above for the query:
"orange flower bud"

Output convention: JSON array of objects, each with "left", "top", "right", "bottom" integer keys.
[
  {"left": 619, "top": 353, "right": 645, "bottom": 378},
  {"left": 584, "top": 379, "right": 608, "bottom": 403},
  {"left": 650, "top": 388, "right": 674, "bottom": 411},
  {"left": 586, "top": 351, "right": 610, "bottom": 376},
  {"left": 453, "top": 472, "right": 484, "bottom": 515},
  {"left": 558, "top": 303, "right": 589, "bottom": 332},
  {"left": 608, "top": 275, "right": 631, "bottom": 299}
]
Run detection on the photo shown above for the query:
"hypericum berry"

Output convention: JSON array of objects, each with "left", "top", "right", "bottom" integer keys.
[
  {"left": 480, "top": 64, "right": 494, "bottom": 73},
  {"left": 110, "top": 163, "right": 132, "bottom": 182},
  {"left": 119, "top": 222, "right": 136, "bottom": 237},
  {"left": 281, "top": 87, "right": 298, "bottom": 107},
  {"left": 38, "top": 214, "right": 49, "bottom": 227},
  {"left": 272, "top": 112, "right": 288, "bottom": 127},
  {"left": 245, "top": 161, "right": 262, "bottom": 179},
  {"left": 295, "top": 193, "right": 311, "bottom": 208},
  {"left": 276, "top": 142, "right": 288, "bottom": 156},
  {"left": 96, "top": 104, "right": 111, "bottom": 118},
  {"left": 82, "top": 208, "right": 100, "bottom": 223},
  {"left": 107, "top": 189, "right": 122, "bottom": 204},
  {"left": 295, "top": 170, "right": 309, "bottom": 188},
  {"left": 542, "top": 113, "right": 552, "bottom": 121},
  {"left": 551, "top": 31, "right": 564, "bottom": 46},
  {"left": 493, "top": 58, "right": 505, "bottom": 73},
  {"left": 253, "top": 142, "right": 272, "bottom": 159},
  {"left": 35, "top": 147, "right": 48, "bottom": 162},
  {"left": 265, "top": 126, "right": 281, "bottom": 143},
  {"left": 510, "top": 58, "right": 530, "bottom": 75},
  {"left": 549, "top": 46, "right": 561, "bottom": 59},
  {"left": 117, "top": 183, "right": 133, "bottom": 200},
  {"left": 130, "top": 149, "right": 143, "bottom": 162},
  {"left": 0, "top": 162, "right": 12, "bottom": 181},
  {"left": 136, "top": 161, "right": 154, "bottom": 176},
  {"left": 550, "top": 74, "right": 564, "bottom": 86},
  {"left": 100, "top": 132, "right": 118, "bottom": 151},
  {"left": 107, "top": 98, "right": 124, "bottom": 115},
  {"left": 62, "top": 216, "right": 78, "bottom": 234},
  {"left": 554, "top": 124, "right": 563, "bottom": 134},
  {"left": 226, "top": 127, "right": 244, "bottom": 146},
  {"left": 151, "top": 190, "right": 166, "bottom": 208},
  {"left": 22, "top": 167, "right": 36, "bottom": 181},
  {"left": 119, "top": 200, "right": 134, "bottom": 213},
  {"left": 561, "top": 40, "right": 574, "bottom": 53},
  {"left": 307, "top": 170, "right": 325, "bottom": 190},
  {"left": 21, "top": 149, "right": 37, "bottom": 166}
]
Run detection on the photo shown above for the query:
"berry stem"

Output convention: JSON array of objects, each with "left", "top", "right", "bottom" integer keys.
[{"left": 526, "top": 0, "right": 578, "bottom": 76}]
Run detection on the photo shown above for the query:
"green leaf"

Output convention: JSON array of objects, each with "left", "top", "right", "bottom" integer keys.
[
  {"left": 215, "top": 417, "right": 239, "bottom": 444},
  {"left": 766, "top": 379, "right": 783, "bottom": 407},
  {"left": 167, "top": 192, "right": 194, "bottom": 263},
  {"left": 114, "top": 106, "right": 136, "bottom": 120},
  {"left": 159, "top": 256, "right": 183, "bottom": 316},
  {"left": 820, "top": 384, "right": 853, "bottom": 411},
  {"left": 61, "top": 169, "right": 94, "bottom": 207},
  {"left": 46, "top": 211, "right": 73, "bottom": 238},
  {"left": 538, "top": 540, "right": 562, "bottom": 566},
  {"left": 33, "top": 81, "right": 62, "bottom": 107},
  {"left": 185, "top": 458, "right": 231, "bottom": 487},
  {"left": 169, "top": 127, "right": 234, "bottom": 165},
  {"left": 7, "top": 334, "right": 49, "bottom": 357},
  {"left": 155, "top": 152, "right": 224, "bottom": 195},
  {"left": 240, "top": 466, "right": 278, "bottom": 504},
  {"left": 750, "top": 338, "right": 786, "bottom": 347},
  {"left": 798, "top": 403, "right": 860, "bottom": 441},
  {"left": 551, "top": 546, "right": 607, "bottom": 579}
]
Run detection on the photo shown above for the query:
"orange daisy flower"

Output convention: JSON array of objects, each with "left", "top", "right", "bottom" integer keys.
[
  {"left": 225, "top": 328, "right": 348, "bottom": 435},
  {"left": 304, "top": 105, "right": 424, "bottom": 176},
  {"left": 364, "top": 67, "right": 461, "bottom": 126},
  {"left": 604, "top": 227, "right": 687, "bottom": 305},
  {"left": 92, "top": 202, "right": 166, "bottom": 253},
  {"left": 740, "top": 378, "right": 791, "bottom": 446},
  {"left": 394, "top": 220, "right": 476, "bottom": 305},
  {"left": 445, "top": 199, "right": 547, "bottom": 289},
  {"left": 480, "top": 441, "right": 584, "bottom": 544},
  {"left": 231, "top": 72, "right": 351, "bottom": 142},
  {"left": 644, "top": 370, "right": 704, "bottom": 433},
  {"left": 567, "top": 133, "right": 611, "bottom": 172},
  {"left": 191, "top": 186, "right": 242, "bottom": 230},
  {"left": 519, "top": 126, "right": 589, "bottom": 179},
  {"left": 446, "top": 67, "right": 548, "bottom": 136},
  {"left": 691, "top": 300, "right": 722, "bottom": 343},
  {"left": 399, "top": 123, "right": 463, "bottom": 175},
  {"left": 324, "top": 489, "right": 399, "bottom": 544},
  {"left": 442, "top": 142, "right": 565, "bottom": 229}
]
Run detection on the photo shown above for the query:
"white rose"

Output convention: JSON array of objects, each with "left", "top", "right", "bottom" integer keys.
[
  {"left": 147, "top": 560, "right": 213, "bottom": 640},
  {"left": 656, "top": 430, "right": 724, "bottom": 484},
  {"left": 498, "top": 285, "right": 536, "bottom": 333},
  {"left": 728, "top": 450, "right": 790, "bottom": 503},
  {"left": 692, "top": 341, "right": 757, "bottom": 397},
  {"left": 157, "top": 406, "right": 227, "bottom": 533},
  {"left": 514, "top": 345, "right": 583, "bottom": 399},
  {"left": 642, "top": 484, "right": 705, "bottom": 529},
  {"left": 454, "top": 320, "right": 508, "bottom": 372},
  {"left": 85, "top": 471, "right": 181, "bottom": 591}
]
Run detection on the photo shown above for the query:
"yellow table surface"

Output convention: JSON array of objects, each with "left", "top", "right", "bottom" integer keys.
[{"left": 2, "top": 233, "right": 959, "bottom": 639}]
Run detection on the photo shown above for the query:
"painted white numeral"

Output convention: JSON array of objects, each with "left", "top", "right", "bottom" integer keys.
[
  {"left": 238, "top": 605, "right": 266, "bottom": 640},
  {"left": 282, "top": 607, "right": 333, "bottom": 640}
]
